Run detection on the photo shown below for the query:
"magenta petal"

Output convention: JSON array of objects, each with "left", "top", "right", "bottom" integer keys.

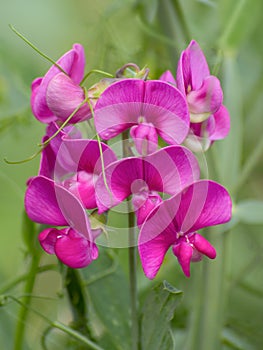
[
  {"left": 192, "top": 233, "right": 216, "bottom": 259},
  {"left": 187, "top": 76, "right": 223, "bottom": 120},
  {"left": 59, "top": 139, "right": 117, "bottom": 208},
  {"left": 133, "top": 192, "right": 163, "bottom": 226},
  {"left": 94, "top": 79, "right": 144, "bottom": 139},
  {"left": 31, "top": 78, "right": 56, "bottom": 123},
  {"left": 130, "top": 122, "right": 158, "bottom": 155},
  {"left": 31, "top": 44, "right": 85, "bottom": 122},
  {"left": 172, "top": 242, "right": 193, "bottom": 277},
  {"left": 208, "top": 105, "right": 230, "bottom": 140},
  {"left": 55, "top": 229, "right": 98, "bottom": 268},
  {"left": 177, "top": 40, "right": 210, "bottom": 93},
  {"left": 159, "top": 70, "right": 176, "bottom": 85},
  {"left": 188, "top": 41, "right": 210, "bottom": 89},
  {"left": 46, "top": 73, "right": 91, "bottom": 123},
  {"left": 67, "top": 43, "right": 86, "bottom": 84},
  {"left": 143, "top": 80, "right": 189, "bottom": 144},
  {"left": 39, "top": 134, "right": 57, "bottom": 178},
  {"left": 42, "top": 43, "right": 85, "bottom": 86},
  {"left": 39, "top": 123, "right": 80, "bottom": 178},
  {"left": 61, "top": 138, "right": 117, "bottom": 174},
  {"left": 139, "top": 223, "right": 176, "bottom": 279},
  {"left": 25, "top": 176, "right": 68, "bottom": 226},
  {"left": 63, "top": 171, "right": 98, "bottom": 209},
  {"left": 39, "top": 228, "right": 62, "bottom": 254},
  {"left": 54, "top": 181, "right": 92, "bottom": 240},
  {"left": 145, "top": 145, "right": 200, "bottom": 195},
  {"left": 25, "top": 176, "right": 92, "bottom": 242},
  {"left": 94, "top": 79, "right": 189, "bottom": 144},
  {"left": 173, "top": 180, "right": 232, "bottom": 233},
  {"left": 95, "top": 158, "right": 144, "bottom": 212},
  {"left": 95, "top": 145, "right": 200, "bottom": 213}
]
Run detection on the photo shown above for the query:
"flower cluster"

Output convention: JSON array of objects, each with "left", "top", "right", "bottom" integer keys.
[{"left": 25, "top": 40, "right": 232, "bottom": 278}]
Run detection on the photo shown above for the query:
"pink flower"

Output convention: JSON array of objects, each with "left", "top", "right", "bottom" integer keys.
[
  {"left": 94, "top": 79, "right": 190, "bottom": 149},
  {"left": 138, "top": 180, "right": 232, "bottom": 278},
  {"left": 31, "top": 43, "right": 92, "bottom": 124},
  {"left": 161, "top": 41, "right": 230, "bottom": 150},
  {"left": 177, "top": 40, "right": 223, "bottom": 122},
  {"left": 25, "top": 176, "right": 98, "bottom": 268},
  {"left": 39, "top": 124, "right": 117, "bottom": 209},
  {"left": 95, "top": 145, "right": 200, "bottom": 225}
]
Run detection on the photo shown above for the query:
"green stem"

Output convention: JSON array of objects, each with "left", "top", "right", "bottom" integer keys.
[
  {"left": 128, "top": 211, "right": 139, "bottom": 350},
  {"left": 64, "top": 268, "right": 91, "bottom": 337},
  {"left": 80, "top": 69, "right": 113, "bottom": 86},
  {"left": 13, "top": 253, "right": 41, "bottom": 350},
  {"left": 6, "top": 296, "right": 105, "bottom": 350},
  {"left": 9, "top": 25, "right": 68, "bottom": 75},
  {"left": 52, "top": 322, "right": 104, "bottom": 350},
  {"left": 122, "top": 131, "right": 139, "bottom": 350},
  {"left": 187, "top": 229, "right": 229, "bottom": 350},
  {"left": 0, "top": 265, "right": 57, "bottom": 294}
]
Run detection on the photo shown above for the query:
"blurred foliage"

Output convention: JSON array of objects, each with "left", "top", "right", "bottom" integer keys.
[{"left": 0, "top": 0, "right": 263, "bottom": 349}]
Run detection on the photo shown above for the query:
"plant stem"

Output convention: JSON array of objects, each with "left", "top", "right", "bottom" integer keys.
[
  {"left": 0, "top": 265, "right": 57, "bottom": 294},
  {"left": 128, "top": 210, "right": 139, "bottom": 350},
  {"left": 64, "top": 268, "right": 91, "bottom": 337},
  {"left": 187, "top": 229, "right": 229, "bottom": 350},
  {"left": 7, "top": 296, "right": 105, "bottom": 350},
  {"left": 122, "top": 131, "right": 139, "bottom": 350},
  {"left": 13, "top": 253, "right": 41, "bottom": 350},
  {"left": 52, "top": 321, "right": 104, "bottom": 350}
]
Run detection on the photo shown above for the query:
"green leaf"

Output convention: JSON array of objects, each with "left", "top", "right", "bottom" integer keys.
[
  {"left": 81, "top": 248, "right": 131, "bottom": 350},
  {"left": 235, "top": 200, "right": 263, "bottom": 224},
  {"left": 140, "top": 280, "right": 182, "bottom": 350}
]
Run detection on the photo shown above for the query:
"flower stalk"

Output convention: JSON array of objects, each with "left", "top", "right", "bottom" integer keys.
[
  {"left": 13, "top": 252, "right": 41, "bottom": 350},
  {"left": 122, "top": 131, "right": 139, "bottom": 350},
  {"left": 187, "top": 229, "right": 229, "bottom": 350}
]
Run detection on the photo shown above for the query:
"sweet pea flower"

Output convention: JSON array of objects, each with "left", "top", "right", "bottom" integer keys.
[
  {"left": 160, "top": 41, "right": 230, "bottom": 150},
  {"left": 138, "top": 180, "right": 232, "bottom": 278},
  {"left": 176, "top": 40, "right": 223, "bottom": 123},
  {"left": 95, "top": 145, "right": 200, "bottom": 225},
  {"left": 31, "top": 43, "right": 92, "bottom": 124},
  {"left": 25, "top": 176, "right": 98, "bottom": 268},
  {"left": 94, "top": 79, "right": 190, "bottom": 154},
  {"left": 39, "top": 124, "right": 117, "bottom": 209}
]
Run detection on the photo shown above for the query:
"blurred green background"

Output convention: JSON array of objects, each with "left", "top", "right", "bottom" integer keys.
[{"left": 1, "top": 0, "right": 263, "bottom": 349}]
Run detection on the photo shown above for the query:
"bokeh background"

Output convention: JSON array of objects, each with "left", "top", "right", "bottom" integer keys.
[{"left": 1, "top": 0, "right": 263, "bottom": 349}]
